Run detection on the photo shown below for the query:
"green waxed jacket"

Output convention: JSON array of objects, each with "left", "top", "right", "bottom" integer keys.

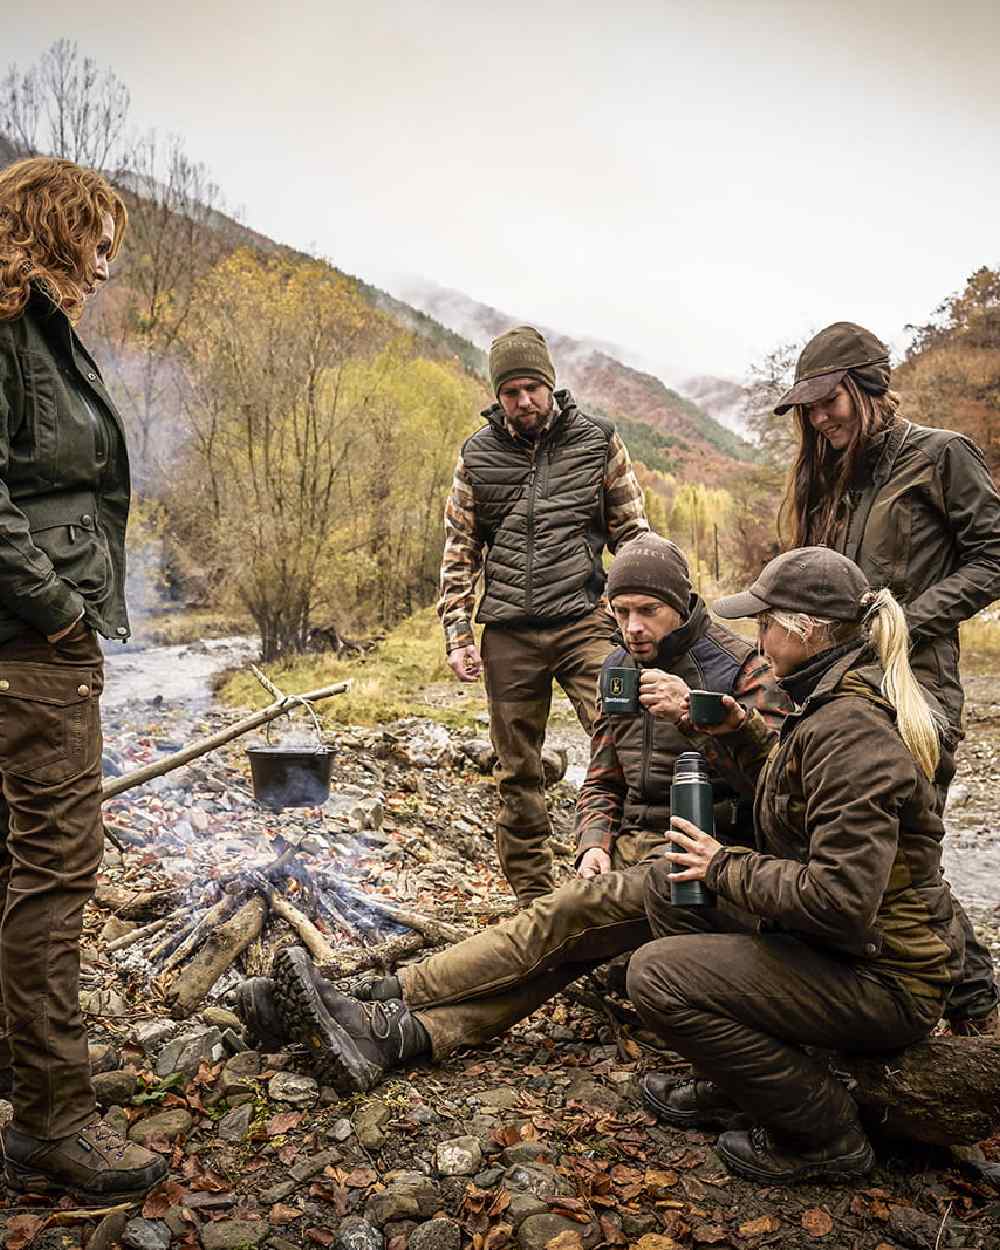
[{"left": 0, "top": 287, "right": 131, "bottom": 644}]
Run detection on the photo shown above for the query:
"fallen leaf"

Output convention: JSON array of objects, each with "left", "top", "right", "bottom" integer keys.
[
  {"left": 644, "top": 1168, "right": 679, "bottom": 1192},
  {"left": 267, "top": 1111, "right": 303, "bottom": 1136},
  {"left": 738, "top": 1214, "right": 781, "bottom": 1236},
  {"left": 4, "top": 1214, "right": 48, "bottom": 1250},
  {"left": 306, "top": 1229, "right": 335, "bottom": 1246},
  {"left": 691, "top": 1224, "right": 728, "bottom": 1245},
  {"left": 598, "top": 1214, "right": 627, "bottom": 1246},
  {"left": 484, "top": 1222, "right": 513, "bottom": 1250},
  {"left": 344, "top": 1166, "right": 378, "bottom": 1188},
  {"left": 545, "top": 1232, "right": 584, "bottom": 1250},
  {"left": 802, "top": 1208, "right": 834, "bottom": 1238},
  {"left": 632, "top": 1236, "right": 679, "bottom": 1250},
  {"left": 270, "top": 1203, "right": 303, "bottom": 1223}
]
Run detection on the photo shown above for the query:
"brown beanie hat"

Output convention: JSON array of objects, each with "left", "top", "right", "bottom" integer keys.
[
  {"left": 606, "top": 535, "right": 691, "bottom": 617},
  {"left": 489, "top": 325, "right": 556, "bottom": 396}
]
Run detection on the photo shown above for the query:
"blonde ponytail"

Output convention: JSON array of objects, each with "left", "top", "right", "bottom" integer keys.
[{"left": 863, "top": 589, "right": 940, "bottom": 780}]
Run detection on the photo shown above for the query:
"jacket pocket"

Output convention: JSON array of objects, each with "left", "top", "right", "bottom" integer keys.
[
  {"left": 30, "top": 519, "right": 111, "bottom": 602},
  {"left": 0, "top": 661, "right": 102, "bottom": 782},
  {"left": 18, "top": 350, "right": 59, "bottom": 471}
]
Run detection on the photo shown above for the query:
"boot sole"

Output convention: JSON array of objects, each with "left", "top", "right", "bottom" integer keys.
[
  {"left": 4, "top": 1158, "right": 167, "bottom": 1206},
  {"left": 641, "top": 1079, "right": 739, "bottom": 1131},
  {"left": 234, "top": 979, "right": 285, "bottom": 1052},
  {"left": 272, "top": 947, "right": 382, "bottom": 1094},
  {"left": 715, "top": 1136, "right": 875, "bottom": 1185}
]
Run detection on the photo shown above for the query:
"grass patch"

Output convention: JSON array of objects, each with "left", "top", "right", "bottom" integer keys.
[
  {"left": 132, "top": 607, "right": 254, "bottom": 647},
  {"left": 218, "top": 606, "right": 489, "bottom": 730},
  {"left": 959, "top": 614, "right": 1000, "bottom": 674}
]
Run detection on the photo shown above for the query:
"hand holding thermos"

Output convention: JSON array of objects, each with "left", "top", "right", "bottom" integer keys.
[{"left": 667, "top": 752, "right": 723, "bottom": 906}]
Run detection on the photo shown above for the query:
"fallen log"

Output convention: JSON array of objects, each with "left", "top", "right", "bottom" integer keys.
[
  {"left": 327, "top": 880, "right": 469, "bottom": 945},
  {"left": 271, "top": 894, "right": 337, "bottom": 965},
  {"left": 320, "top": 932, "right": 427, "bottom": 982},
  {"left": 162, "top": 894, "right": 268, "bottom": 1018},
  {"left": 824, "top": 1037, "right": 1000, "bottom": 1146}
]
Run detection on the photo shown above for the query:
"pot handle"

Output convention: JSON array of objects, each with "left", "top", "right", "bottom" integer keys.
[{"left": 264, "top": 694, "right": 326, "bottom": 749}]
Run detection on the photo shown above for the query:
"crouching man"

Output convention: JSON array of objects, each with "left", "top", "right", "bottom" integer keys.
[
  {"left": 628, "top": 548, "right": 966, "bottom": 1186},
  {"left": 235, "top": 536, "right": 789, "bottom": 1090}
]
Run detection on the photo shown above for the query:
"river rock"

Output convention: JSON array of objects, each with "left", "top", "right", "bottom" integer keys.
[
  {"left": 92, "top": 1070, "right": 139, "bottom": 1106},
  {"left": 472, "top": 1086, "right": 519, "bottom": 1110},
  {"left": 503, "top": 1163, "right": 573, "bottom": 1200},
  {"left": 128, "top": 1108, "right": 193, "bottom": 1145},
  {"left": 507, "top": 1196, "right": 548, "bottom": 1228},
  {"left": 268, "top": 1070, "right": 318, "bottom": 1105},
  {"left": 200, "top": 1220, "right": 268, "bottom": 1250},
  {"left": 501, "top": 1140, "right": 556, "bottom": 1166},
  {"left": 337, "top": 1216, "right": 384, "bottom": 1250},
  {"left": 122, "top": 1218, "right": 171, "bottom": 1250},
  {"left": 408, "top": 1219, "right": 462, "bottom": 1250},
  {"left": 365, "top": 1190, "right": 422, "bottom": 1226},
  {"left": 217, "top": 1103, "right": 253, "bottom": 1141},
  {"left": 518, "top": 1214, "right": 598, "bottom": 1250},
  {"left": 355, "top": 1099, "right": 392, "bottom": 1149},
  {"left": 564, "top": 1077, "right": 621, "bottom": 1111},
  {"left": 156, "top": 1025, "right": 222, "bottom": 1076},
  {"left": 436, "top": 1135, "right": 482, "bottom": 1176},
  {"left": 134, "top": 1018, "right": 176, "bottom": 1054}
]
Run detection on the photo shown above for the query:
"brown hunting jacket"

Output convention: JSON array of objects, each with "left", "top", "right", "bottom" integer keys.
[
  {"left": 575, "top": 596, "right": 789, "bottom": 859},
  {"left": 707, "top": 645, "right": 965, "bottom": 1002},
  {"left": 817, "top": 420, "right": 1000, "bottom": 731}
]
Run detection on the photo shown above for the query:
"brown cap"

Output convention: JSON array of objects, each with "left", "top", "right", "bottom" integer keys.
[
  {"left": 713, "top": 547, "right": 871, "bottom": 623},
  {"left": 606, "top": 534, "right": 691, "bottom": 617},
  {"left": 774, "top": 322, "right": 890, "bottom": 415},
  {"left": 489, "top": 325, "right": 556, "bottom": 396}
]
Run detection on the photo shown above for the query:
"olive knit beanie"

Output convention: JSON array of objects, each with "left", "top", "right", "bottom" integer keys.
[
  {"left": 489, "top": 325, "right": 556, "bottom": 396},
  {"left": 606, "top": 535, "right": 691, "bottom": 617}
]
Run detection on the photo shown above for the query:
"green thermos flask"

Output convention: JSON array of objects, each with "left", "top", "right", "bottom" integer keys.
[{"left": 669, "top": 751, "right": 713, "bottom": 906}]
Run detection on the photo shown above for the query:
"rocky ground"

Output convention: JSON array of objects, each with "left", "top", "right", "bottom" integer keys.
[{"left": 1, "top": 640, "right": 999, "bottom": 1250}]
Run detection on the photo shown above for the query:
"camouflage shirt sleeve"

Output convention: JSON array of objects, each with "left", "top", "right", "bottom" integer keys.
[
  {"left": 574, "top": 709, "right": 627, "bottom": 860},
  {"left": 686, "top": 652, "right": 789, "bottom": 798},
  {"left": 605, "top": 432, "right": 650, "bottom": 552},
  {"left": 436, "top": 452, "right": 483, "bottom": 653}
]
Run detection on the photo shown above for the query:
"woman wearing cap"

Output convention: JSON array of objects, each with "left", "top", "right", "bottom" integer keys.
[
  {"left": 774, "top": 321, "right": 1000, "bottom": 1035},
  {"left": 627, "top": 546, "right": 964, "bottom": 1185}
]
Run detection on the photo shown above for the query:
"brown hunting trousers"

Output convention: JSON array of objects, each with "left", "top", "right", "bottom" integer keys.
[
  {"left": 481, "top": 609, "right": 619, "bottom": 903},
  {"left": 0, "top": 629, "right": 104, "bottom": 1140},
  {"left": 627, "top": 856, "right": 942, "bottom": 1145},
  {"left": 400, "top": 830, "right": 665, "bottom": 1057}
]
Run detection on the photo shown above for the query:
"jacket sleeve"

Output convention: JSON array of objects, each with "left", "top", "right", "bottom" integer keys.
[
  {"left": 604, "top": 432, "right": 650, "bottom": 552},
  {"left": 905, "top": 436, "right": 1000, "bottom": 640},
  {"left": 692, "top": 653, "right": 788, "bottom": 797},
  {"left": 705, "top": 699, "right": 915, "bottom": 947},
  {"left": 436, "top": 452, "right": 484, "bottom": 654},
  {"left": 574, "top": 708, "right": 628, "bottom": 861},
  {"left": 0, "top": 349, "right": 86, "bottom": 635}
]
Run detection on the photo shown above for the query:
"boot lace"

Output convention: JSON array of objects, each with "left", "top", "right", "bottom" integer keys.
[
  {"left": 84, "top": 1118, "right": 128, "bottom": 1161},
  {"left": 361, "top": 999, "right": 403, "bottom": 1042},
  {"left": 750, "top": 1126, "right": 771, "bottom": 1155}
]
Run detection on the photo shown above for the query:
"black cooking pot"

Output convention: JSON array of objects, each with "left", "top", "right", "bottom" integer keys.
[{"left": 247, "top": 745, "right": 334, "bottom": 809}]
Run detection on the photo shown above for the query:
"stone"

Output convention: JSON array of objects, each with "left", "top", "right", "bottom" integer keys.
[
  {"left": 474, "top": 1166, "right": 505, "bottom": 1188},
  {"left": 88, "top": 1041, "right": 118, "bottom": 1073},
  {"left": 268, "top": 1070, "right": 319, "bottom": 1105},
  {"left": 217, "top": 1103, "right": 254, "bottom": 1141},
  {"left": 355, "top": 1099, "right": 392, "bottom": 1149},
  {"left": 408, "top": 1219, "right": 462, "bottom": 1250},
  {"left": 135, "top": 1015, "right": 176, "bottom": 1055},
  {"left": 202, "top": 1005, "right": 243, "bottom": 1031},
  {"left": 503, "top": 1163, "right": 573, "bottom": 1201},
  {"left": 100, "top": 915, "right": 136, "bottom": 944},
  {"left": 501, "top": 1141, "right": 556, "bottom": 1166},
  {"left": 156, "top": 1026, "right": 222, "bottom": 1077},
  {"left": 122, "top": 1219, "right": 171, "bottom": 1250},
  {"left": 260, "top": 1180, "right": 296, "bottom": 1203},
  {"left": 472, "top": 1086, "right": 519, "bottom": 1110},
  {"left": 436, "top": 1135, "right": 482, "bottom": 1176},
  {"left": 289, "top": 1147, "right": 343, "bottom": 1182},
  {"left": 92, "top": 1069, "right": 139, "bottom": 1106},
  {"left": 518, "top": 1214, "right": 597, "bottom": 1250},
  {"left": 332, "top": 1116, "right": 354, "bottom": 1141},
  {"left": 506, "top": 1196, "right": 548, "bottom": 1228},
  {"left": 88, "top": 1210, "right": 128, "bottom": 1250},
  {"left": 620, "top": 1211, "right": 660, "bottom": 1240},
  {"left": 541, "top": 747, "right": 569, "bottom": 786},
  {"left": 564, "top": 1077, "right": 620, "bottom": 1111},
  {"left": 128, "top": 1107, "right": 193, "bottom": 1146},
  {"left": 224, "top": 1049, "right": 262, "bottom": 1077},
  {"left": 336, "top": 1215, "right": 385, "bottom": 1250},
  {"left": 383, "top": 1220, "right": 419, "bottom": 1247},
  {"left": 200, "top": 1220, "right": 268, "bottom": 1250},
  {"left": 381, "top": 1174, "right": 442, "bottom": 1217},
  {"left": 365, "top": 1191, "right": 422, "bottom": 1227}
]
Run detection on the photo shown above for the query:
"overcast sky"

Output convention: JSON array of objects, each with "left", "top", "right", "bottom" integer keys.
[{"left": 6, "top": 1, "right": 999, "bottom": 382}]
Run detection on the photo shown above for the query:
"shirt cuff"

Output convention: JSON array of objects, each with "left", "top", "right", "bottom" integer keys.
[{"left": 444, "top": 620, "right": 475, "bottom": 653}]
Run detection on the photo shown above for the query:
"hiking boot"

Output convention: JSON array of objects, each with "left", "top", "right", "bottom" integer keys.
[
  {"left": 950, "top": 1005, "right": 1000, "bottom": 1037},
  {"left": 352, "top": 974, "right": 403, "bottom": 1002},
  {"left": 233, "top": 977, "right": 287, "bottom": 1051},
  {"left": 716, "top": 1123, "right": 875, "bottom": 1185},
  {"left": 3, "top": 1116, "right": 167, "bottom": 1203},
  {"left": 273, "top": 946, "right": 428, "bottom": 1093},
  {"left": 641, "top": 1074, "right": 741, "bottom": 1130}
]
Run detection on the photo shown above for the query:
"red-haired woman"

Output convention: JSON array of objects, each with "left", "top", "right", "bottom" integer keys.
[
  {"left": 0, "top": 157, "right": 165, "bottom": 1201},
  {"left": 774, "top": 321, "right": 1000, "bottom": 1035}
]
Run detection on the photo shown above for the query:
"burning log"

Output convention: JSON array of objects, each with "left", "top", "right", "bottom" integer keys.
[
  {"left": 270, "top": 894, "right": 337, "bottom": 966},
  {"left": 162, "top": 893, "right": 268, "bottom": 1017},
  {"left": 325, "top": 878, "right": 469, "bottom": 945},
  {"left": 319, "top": 932, "right": 427, "bottom": 982}
]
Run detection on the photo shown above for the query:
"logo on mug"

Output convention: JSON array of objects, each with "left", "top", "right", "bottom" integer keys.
[{"left": 610, "top": 676, "right": 624, "bottom": 696}]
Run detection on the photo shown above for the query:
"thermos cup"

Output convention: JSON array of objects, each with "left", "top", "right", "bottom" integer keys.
[
  {"left": 669, "top": 751, "right": 713, "bottom": 906},
  {"left": 600, "top": 665, "right": 640, "bottom": 715}
]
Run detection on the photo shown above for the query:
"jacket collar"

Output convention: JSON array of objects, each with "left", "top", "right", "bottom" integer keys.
[
  {"left": 776, "top": 641, "right": 870, "bottom": 739},
  {"left": 482, "top": 387, "right": 576, "bottom": 445},
  {"left": 652, "top": 594, "right": 710, "bottom": 666},
  {"left": 778, "top": 640, "right": 860, "bottom": 705}
]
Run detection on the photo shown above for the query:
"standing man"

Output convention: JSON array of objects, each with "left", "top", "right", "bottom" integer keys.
[
  {"left": 0, "top": 158, "right": 166, "bottom": 1202},
  {"left": 438, "top": 326, "right": 649, "bottom": 902}
]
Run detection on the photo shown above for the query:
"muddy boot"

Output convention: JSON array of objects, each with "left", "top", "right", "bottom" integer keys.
[
  {"left": 641, "top": 1074, "right": 742, "bottom": 1130},
  {"left": 233, "top": 977, "right": 286, "bottom": 1052},
  {"left": 716, "top": 1122, "right": 875, "bottom": 1185},
  {"left": 351, "top": 975, "right": 403, "bottom": 1002},
  {"left": 3, "top": 1116, "right": 167, "bottom": 1204},
  {"left": 273, "top": 947, "right": 429, "bottom": 1093},
  {"left": 950, "top": 1005, "right": 1000, "bottom": 1037}
]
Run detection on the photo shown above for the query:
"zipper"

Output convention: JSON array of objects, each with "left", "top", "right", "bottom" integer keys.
[
  {"left": 524, "top": 444, "right": 539, "bottom": 615},
  {"left": 80, "top": 393, "right": 107, "bottom": 467},
  {"left": 640, "top": 700, "right": 652, "bottom": 807}
]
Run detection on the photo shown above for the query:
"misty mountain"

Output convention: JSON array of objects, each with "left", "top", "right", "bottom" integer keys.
[
  {"left": 394, "top": 277, "right": 755, "bottom": 476},
  {"left": 678, "top": 375, "right": 750, "bottom": 439}
]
